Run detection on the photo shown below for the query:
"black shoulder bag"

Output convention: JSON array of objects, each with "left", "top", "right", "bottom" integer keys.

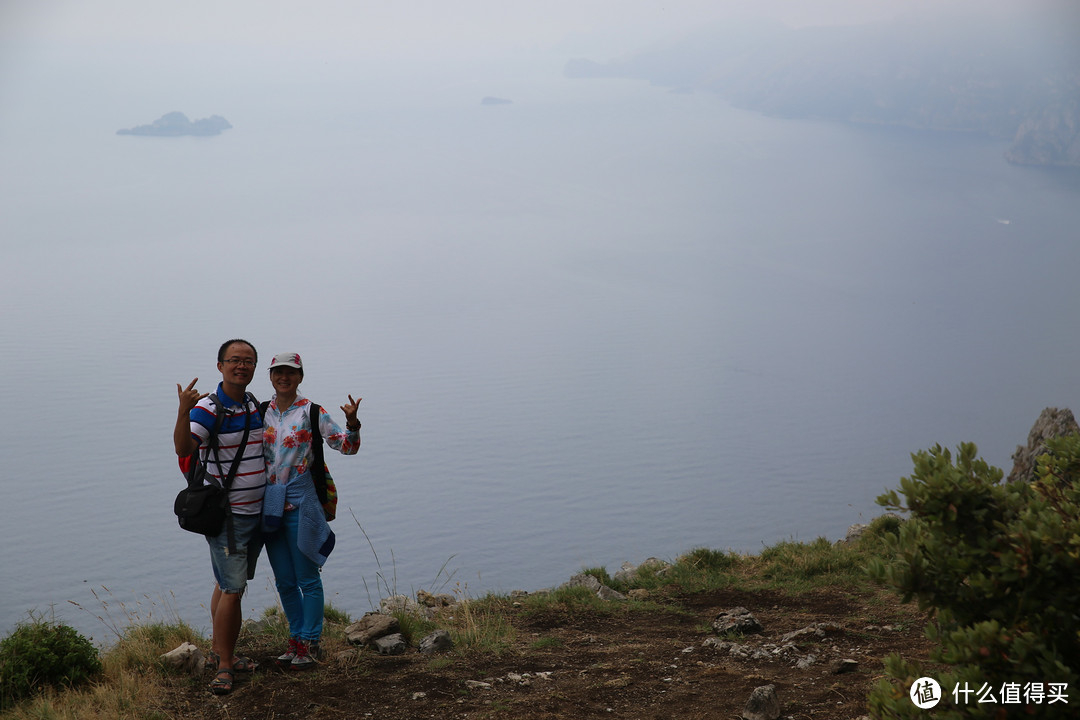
[{"left": 174, "top": 396, "right": 253, "bottom": 539}]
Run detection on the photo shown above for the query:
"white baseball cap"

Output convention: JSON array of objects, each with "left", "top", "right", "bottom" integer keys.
[{"left": 268, "top": 352, "right": 303, "bottom": 370}]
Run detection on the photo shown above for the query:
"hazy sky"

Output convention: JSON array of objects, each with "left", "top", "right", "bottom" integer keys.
[
  {"left": 1, "top": 0, "right": 1073, "bottom": 123},
  {"left": 1, "top": 0, "right": 1038, "bottom": 61},
  {"left": 0, "top": 1, "right": 893, "bottom": 121},
  {"left": 2, "top": 1, "right": 884, "bottom": 45}
]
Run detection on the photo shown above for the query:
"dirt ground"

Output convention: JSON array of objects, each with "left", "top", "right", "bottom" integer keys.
[{"left": 157, "top": 586, "right": 932, "bottom": 720}]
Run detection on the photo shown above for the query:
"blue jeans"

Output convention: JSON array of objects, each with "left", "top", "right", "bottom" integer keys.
[
  {"left": 265, "top": 509, "right": 324, "bottom": 642},
  {"left": 206, "top": 513, "right": 262, "bottom": 594}
]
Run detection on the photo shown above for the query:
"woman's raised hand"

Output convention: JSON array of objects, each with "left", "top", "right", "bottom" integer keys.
[{"left": 341, "top": 394, "right": 362, "bottom": 425}]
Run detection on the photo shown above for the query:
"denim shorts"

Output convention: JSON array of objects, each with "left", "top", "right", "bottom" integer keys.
[{"left": 206, "top": 513, "right": 262, "bottom": 594}]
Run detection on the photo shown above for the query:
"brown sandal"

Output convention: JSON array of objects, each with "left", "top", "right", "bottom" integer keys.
[
  {"left": 210, "top": 668, "right": 234, "bottom": 695},
  {"left": 231, "top": 655, "right": 258, "bottom": 672},
  {"left": 206, "top": 652, "right": 257, "bottom": 672}
]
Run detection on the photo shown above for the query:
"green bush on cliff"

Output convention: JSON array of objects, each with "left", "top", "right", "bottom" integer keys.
[
  {"left": 0, "top": 616, "right": 102, "bottom": 710},
  {"left": 868, "top": 440, "right": 1079, "bottom": 718}
]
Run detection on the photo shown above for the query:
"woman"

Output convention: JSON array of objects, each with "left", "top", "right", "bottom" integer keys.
[{"left": 261, "top": 352, "right": 361, "bottom": 669}]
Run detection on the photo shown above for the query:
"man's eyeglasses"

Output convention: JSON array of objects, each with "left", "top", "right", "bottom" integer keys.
[{"left": 223, "top": 358, "right": 257, "bottom": 367}]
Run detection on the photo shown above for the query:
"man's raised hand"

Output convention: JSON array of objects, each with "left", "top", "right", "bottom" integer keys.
[{"left": 177, "top": 377, "right": 209, "bottom": 414}]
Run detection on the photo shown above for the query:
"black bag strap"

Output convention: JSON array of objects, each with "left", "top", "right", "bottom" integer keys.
[
  {"left": 220, "top": 399, "right": 254, "bottom": 492},
  {"left": 184, "top": 396, "right": 227, "bottom": 489},
  {"left": 220, "top": 395, "right": 256, "bottom": 551},
  {"left": 309, "top": 403, "right": 328, "bottom": 505},
  {"left": 198, "top": 394, "right": 253, "bottom": 494},
  {"left": 183, "top": 396, "right": 255, "bottom": 495},
  {"left": 223, "top": 403, "right": 254, "bottom": 552}
]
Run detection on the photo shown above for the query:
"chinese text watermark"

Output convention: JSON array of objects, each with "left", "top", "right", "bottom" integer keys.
[{"left": 910, "top": 677, "right": 1069, "bottom": 709}]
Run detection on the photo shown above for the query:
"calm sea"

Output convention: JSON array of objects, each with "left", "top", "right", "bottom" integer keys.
[{"left": 4, "top": 66, "right": 1080, "bottom": 643}]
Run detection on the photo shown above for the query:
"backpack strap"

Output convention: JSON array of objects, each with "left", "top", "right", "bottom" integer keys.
[
  {"left": 185, "top": 395, "right": 227, "bottom": 488},
  {"left": 223, "top": 402, "right": 254, "bottom": 553},
  {"left": 222, "top": 395, "right": 256, "bottom": 492},
  {"left": 309, "top": 403, "right": 329, "bottom": 505},
  {"left": 206, "top": 394, "right": 253, "bottom": 494}
]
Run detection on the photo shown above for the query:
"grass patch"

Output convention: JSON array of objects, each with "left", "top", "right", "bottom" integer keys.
[
  {"left": 580, "top": 567, "right": 613, "bottom": 586},
  {"left": 529, "top": 637, "right": 564, "bottom": 651},
  {"left": 391, "top": 610, "right": 439, "bottom": 647},
  {"left": 518, "top": 586, "right": 618, "bottom": 617},
  {"left": 0, "top": 615, "right": 203, "bottom": 720},
  {"left": 631, "top": 548, "right": 749, "bottom": 595},
  {"left": 621, "top": 515, "right": 905, "bottom": 599},
  {"left": 447, "top": 594, "right": 516, "bottom": 655},
  {"left": 323, "top": 602, "right": 352, "bottom": 626},
  {"left": 101, "top": 621, "right": 202, "bottom": 675},
  {"left": 2, "top": 522, "right": 908, "bottom": 718},
  {"left": 758, "top": 538, "right": 864, "bottom": 587}
]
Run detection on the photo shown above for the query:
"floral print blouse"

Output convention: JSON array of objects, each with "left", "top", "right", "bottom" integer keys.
[{"left": 262, "top": 394, "right": 360, "bottom": 490}]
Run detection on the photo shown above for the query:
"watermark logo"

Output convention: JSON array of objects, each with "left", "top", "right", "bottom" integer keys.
[
  {"left": 911, "top": 677, "right": 942, "bottom": 709},
  {"left": 909, "top": 678, "right": 1070, "bottom": 709}
]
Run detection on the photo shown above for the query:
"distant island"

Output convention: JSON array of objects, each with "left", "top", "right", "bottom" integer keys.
[{"left": 117, "top": 112, "right": 232, "bottom": 137}]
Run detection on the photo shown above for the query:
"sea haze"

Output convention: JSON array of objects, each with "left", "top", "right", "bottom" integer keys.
[{"left": 3, "top": 57, "right": 1080, "bottom": 642}]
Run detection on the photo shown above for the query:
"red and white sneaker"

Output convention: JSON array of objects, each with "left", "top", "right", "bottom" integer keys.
[
  {"left": 290, "top": 640, "right": 317, "bottom": 670},
  {"left": 276, "top": 638, "right": 300, "bottom": 667}
]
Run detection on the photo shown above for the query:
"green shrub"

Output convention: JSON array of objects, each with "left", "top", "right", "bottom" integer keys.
[
  {"left": 861, "top": 513, "right": 904, "bottom": 543},
  {"left": 868, "top": 441, "right": 1079, "bottom": 718},
  {"left": 0, "top": 616, "right": 102, "bottom": 709}
]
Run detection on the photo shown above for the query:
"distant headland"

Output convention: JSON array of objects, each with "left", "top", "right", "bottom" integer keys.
[
  {"left": 564, "top": 15, "right": 1080, "bottom": 169},
  {"left": 117, "top": 112, "right": 232, "bottom": 137}
]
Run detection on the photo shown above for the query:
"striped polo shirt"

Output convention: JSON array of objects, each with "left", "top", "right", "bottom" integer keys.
[{"left": 189, "top": 384, "right": 266, "bottom": 515}]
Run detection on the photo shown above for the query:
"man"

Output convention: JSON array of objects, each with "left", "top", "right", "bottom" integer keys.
[{"left": 174, "top": 338, "right": 266, "bottom": 695}]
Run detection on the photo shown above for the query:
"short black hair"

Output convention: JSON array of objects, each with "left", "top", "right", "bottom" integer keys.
[{"left": 218, "top": 338, "right": 258, "bottom": 363}]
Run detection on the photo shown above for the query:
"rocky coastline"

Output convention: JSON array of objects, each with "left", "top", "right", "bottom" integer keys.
[{"left": 565, "top": 15, "right": 1080, "bottom": 169}]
